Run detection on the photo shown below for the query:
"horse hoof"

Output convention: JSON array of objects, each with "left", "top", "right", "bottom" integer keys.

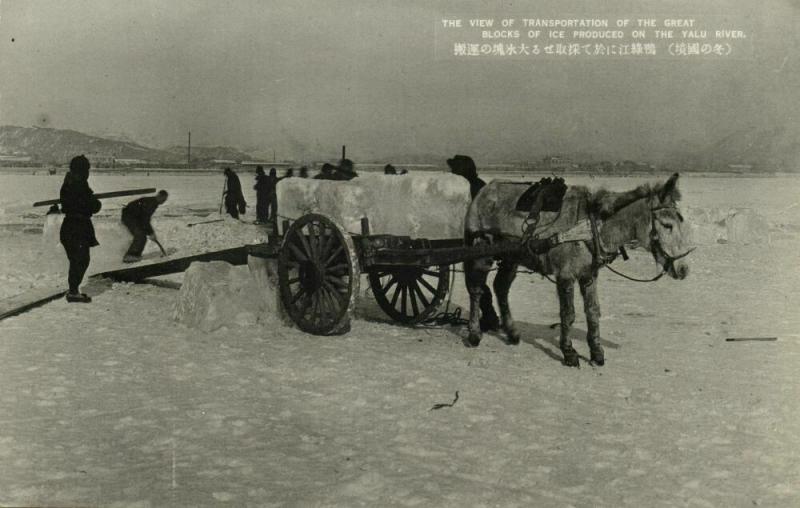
[
  {"left": 466, "top": 332, "right": 482, "bottom": 348},
  {"left": 480, "top": 315, "right": 500, "bottom": 332},
  {"left": 590, "top": 346, "right": 605, "bottom": 366},
  {"left": 562, "top": 349, "right": 580, "bottom": 367},
  {"left": 505, "top": 328, "right": 521, "bottom": 345}
]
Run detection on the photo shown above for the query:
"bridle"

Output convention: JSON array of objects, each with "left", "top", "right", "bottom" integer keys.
[
  {"left": 647, "top": 204, "right": 696, "bottom": 275},
  {"left": 599, "top": 201, "right": 695, "bottom": 283}
]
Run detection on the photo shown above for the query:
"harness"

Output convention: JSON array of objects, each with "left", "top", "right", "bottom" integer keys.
[{"left": 518, "top": 190, "right": 695, "bottom": 283}]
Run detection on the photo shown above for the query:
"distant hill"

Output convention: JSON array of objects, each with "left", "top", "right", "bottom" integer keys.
[
  {"left": 669, "top": 126, "right": 800, "bottom": 172},
  {"left": 0, "top": 125, "right": 257, "bottom": 166},
  {"left": 2, "top": 124, "right": 797, "bottom": 172},
  {"left": 0, "top": 125, "right": 172, "bottom": 165}
]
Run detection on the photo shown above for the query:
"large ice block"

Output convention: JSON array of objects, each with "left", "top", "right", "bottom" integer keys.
[
  {"left": 277, "top": 173, "right": 471, "bottom": 239},
  {"left": 173, "top": 261, "right": 265, "bottom": 332}
]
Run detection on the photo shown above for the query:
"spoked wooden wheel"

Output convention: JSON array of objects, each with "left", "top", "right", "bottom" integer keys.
[
  {"left": 278, "top": 214, "right": 360, "bottom": 335},
  {"left": 368, "top": 265, "right": 450, "bottom": 325}
]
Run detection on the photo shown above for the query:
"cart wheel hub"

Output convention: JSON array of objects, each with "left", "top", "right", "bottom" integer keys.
[
  {"left": 299, "top": 261, "right": 323, "bottom": 292},
  {"left": 397, "top": 267, "right": 422, "bottom": 285}
]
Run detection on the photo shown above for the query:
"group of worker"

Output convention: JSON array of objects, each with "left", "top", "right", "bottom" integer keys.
[
  {"left": 222, "top": 159, "right": 360, "bottom": 223},
  {"left": 54, "top": 155, "right": 424, "bottom": 303},
  {"left": 55, "top": 155, "right": 168, "bottom": 302}
]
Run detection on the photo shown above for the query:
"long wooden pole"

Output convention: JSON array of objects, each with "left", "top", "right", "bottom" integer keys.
[{"left": 33, "top": 188, "right": 157, "bottom": 207}]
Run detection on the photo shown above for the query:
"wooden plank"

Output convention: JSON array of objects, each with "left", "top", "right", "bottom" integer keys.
[
  {"left": 0, "top": 247, "right": 250, "bottom": 321},
  {"left": 94, "top": 246, "right": 251, "bottom": 282},
  {"left": 0, "top": 278, "right": 115, "bottom": 322},
  {"left": 369, "top": 240, "right": 525, "bottom": 267},
  {"left": 33, "top": 188, "right": 157, "bottom": 207},
  {"left": 0, "top": 286, "right": 68, "bottom": 321},
  {"left": 725, "top": 337, "right": 778, "bottom": 342},
  {"left": 246, "top": 243, "right": 279, "bottom": 259}
]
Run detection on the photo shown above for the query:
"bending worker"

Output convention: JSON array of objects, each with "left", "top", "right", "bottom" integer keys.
[{"left": 121, "top": 190, "right": 168, "bottom": 263}]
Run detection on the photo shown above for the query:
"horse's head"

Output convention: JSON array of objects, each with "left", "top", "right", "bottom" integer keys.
[{"left": 645, "top": 173, "right": 693, "bottom": 280}]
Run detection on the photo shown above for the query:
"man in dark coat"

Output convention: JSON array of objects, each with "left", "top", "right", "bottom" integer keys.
[
  {"left": 333, "top": 158, "right": 358, "bottom": 180},
  {"left": 254, "top": 167, "right": 283, "bottom": 224},
  {"left": 447, "top": 154, "right": 500, "bottom": 332},
  {"left": 223, "top": 168, "right": 246, "bottom": 219},
  {"left": 313, "top": 163, "right": 336, "bottom": 180},
  {"left": 59, "top": 155, "right": 102, "bottom": 303},
  {"left": 447, "top": 155, "right": 486, "bottom": 198},
  {"left": 121, "top": 190, "right": 168, "bottom": 263},
  {"left": 254, "top": 166, "right": 269, "bottom": 223}
]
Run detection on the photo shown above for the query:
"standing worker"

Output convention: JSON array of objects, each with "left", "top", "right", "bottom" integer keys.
[
  {"left": 59, "top": 155, "right": 101, "bottom": 303},
  {"left": 254, "top": 167, "right": 283, "bottom": 224},
  {"left": 334, "top": 158, "right": 358, "bottom": 180},
  {"left": 254, "top": 166, "right": 269, "bottom": 223},
  {"left": 121, "top": 190, "right": 169, "bottom": 263},
  {"left": 313, "top": 163, "right": 336, "bottom": 180},
  {"left": 447, "top": 155, "right": 500, "bottom": 332},
  {"left": 223, "top": 168, "right": 247, "bottom": 219}
]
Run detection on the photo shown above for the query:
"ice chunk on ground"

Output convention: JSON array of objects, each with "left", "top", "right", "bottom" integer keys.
[
  {"left": 277, "top": 173, "right": 471, "bottom": 239},
  {"left": 173, "top": 261, "right": 280, "bottom": 332},
  {"left": 685, "top": 207, "right": 770, "bottom": 245},
  {"left": 247, "top": 255, "right": 284, "bottom": 322},
  {"left": 726, "top": 208, "right": 770, "bottom": 244}
]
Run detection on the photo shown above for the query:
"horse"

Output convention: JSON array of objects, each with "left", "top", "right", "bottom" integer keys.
[{"left": 462, "top": 173, "right": 693, "bottom": 367}]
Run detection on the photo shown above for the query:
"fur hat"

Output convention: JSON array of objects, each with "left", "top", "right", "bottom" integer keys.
[
  {"left": 446, "top": 154, "right": 477, "bottom": 178},
  {"left": 69, "top": 154, "right": 90, "bottom": 179}
]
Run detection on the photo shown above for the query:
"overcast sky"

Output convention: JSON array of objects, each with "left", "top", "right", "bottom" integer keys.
[{"left": 0, "top": 0, "right": 797, "bottom": 161}]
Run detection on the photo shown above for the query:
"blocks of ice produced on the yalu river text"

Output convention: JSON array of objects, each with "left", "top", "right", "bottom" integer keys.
[
  {"left": 277, "top": 173, "right": 471, "bottom": 238},
  {"left": 173, "top": 260, "right": 283, "bottom": 332}
]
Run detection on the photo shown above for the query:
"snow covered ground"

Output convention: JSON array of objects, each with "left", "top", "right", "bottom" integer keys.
[{"left": 1, "top": 171, "right": 799, "bottom": 506}]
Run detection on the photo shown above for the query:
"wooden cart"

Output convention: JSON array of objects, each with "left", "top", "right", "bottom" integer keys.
[{"left": 249, "top": 213, "right": 526, "bottom": 335}]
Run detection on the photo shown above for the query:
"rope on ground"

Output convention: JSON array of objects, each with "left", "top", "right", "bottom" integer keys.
[{"left": 418, "top": 265, "right": 469, "bottom": 327}]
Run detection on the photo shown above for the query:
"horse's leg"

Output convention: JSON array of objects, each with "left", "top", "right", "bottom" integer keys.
[
  {"left": 464, "top": 257, "right": 491, "bottom": 347},
  {"left": 479, "top": 284, "right": 500, "bottom": 332},
  {"left": 493, "top": 259, "right": 520, "bottom": 345},
  {"left": 557, "top": 278, "right": 579, "bottom": 367},
  {"left": 579, "top": 274, "right": 604, "bottom": 366}
]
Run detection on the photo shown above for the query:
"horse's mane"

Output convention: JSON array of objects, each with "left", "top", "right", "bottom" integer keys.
[{"left": 588, "top": 180, "right": 681, "bottom": 219}]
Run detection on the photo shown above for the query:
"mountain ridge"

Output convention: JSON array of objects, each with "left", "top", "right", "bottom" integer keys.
[{"left": 1, "top": 124, "right": 797, "bottom": 171}]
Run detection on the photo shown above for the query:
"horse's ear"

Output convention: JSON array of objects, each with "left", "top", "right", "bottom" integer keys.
[{"left": 660, "top": 172, "right": 680, "bottom": 201}]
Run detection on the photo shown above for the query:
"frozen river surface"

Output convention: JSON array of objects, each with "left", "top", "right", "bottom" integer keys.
[{"left": 0, "top": 171, "right": 798, "bottom": 506}]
